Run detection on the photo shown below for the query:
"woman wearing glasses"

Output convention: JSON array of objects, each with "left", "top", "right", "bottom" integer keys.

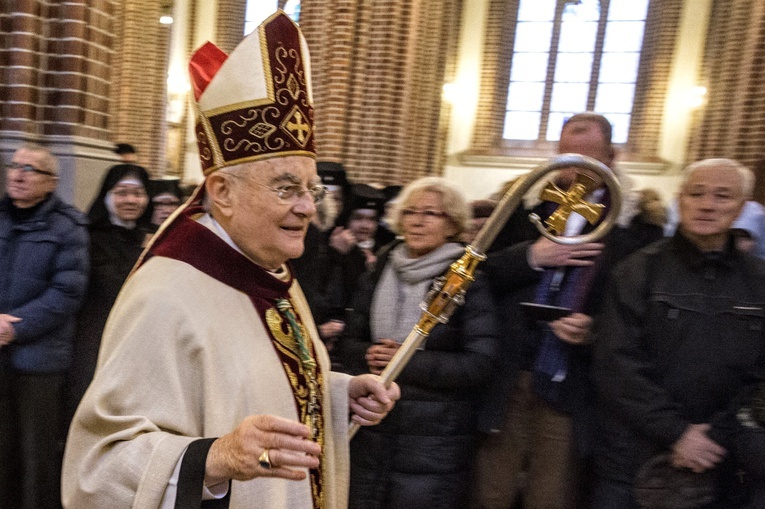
[
  {"left": 341, "top": 176, "right": 500, "bottom": 509},
  {"left": 67, "top": 163, "right": 152, "bottom": 418}
]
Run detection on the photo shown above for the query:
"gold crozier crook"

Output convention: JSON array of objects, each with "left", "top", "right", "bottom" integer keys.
[
  {"left": 348, "top": 153, "right": 623, "bottom": 438},
  {"left": 539, "top": 173, "right": 606, "bottom": 235}
]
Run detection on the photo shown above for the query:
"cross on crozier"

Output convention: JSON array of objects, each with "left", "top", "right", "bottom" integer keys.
[{"left": 539, "top": 172, "right": 606, "bottom": 235}]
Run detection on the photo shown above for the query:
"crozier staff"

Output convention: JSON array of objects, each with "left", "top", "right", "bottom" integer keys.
[{"left": 62, "top": 12, "right": 398, "bottom": 509}]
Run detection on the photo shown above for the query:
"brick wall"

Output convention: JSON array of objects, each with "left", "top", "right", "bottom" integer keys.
[
  {"left": 626, "top": 0, "right": 683, "bottom": 160},
  {"left": 688, "top": 0, "right": 765, "bottom": 166},
  {"left": 300, "top": 0, "right": 463, "bottom": 186},
  {"left": 215, "top": 0, "right": 246, "bottom": 54},
  {"left": 0, "top": 0, "right": 115, "bottom": 139},
  {"left": 686, "top": 0, "right": 765, "bottom": 200},
  {"left": 109, "top": 0, "right": 171, "bottom": 176}
]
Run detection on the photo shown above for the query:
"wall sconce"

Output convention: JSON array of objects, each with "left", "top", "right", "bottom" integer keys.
[
  {"left": 166, "top": 65, "right": 190, "bottom": 124},
  {"left": 688, "top": 86, "right": 707, "bottom": 109},
  {"left": 442, "top": 82, "right": 458, "bottom": 104},
  {"left": 160, "top": 3, "right": 173, "bottom": 25}
]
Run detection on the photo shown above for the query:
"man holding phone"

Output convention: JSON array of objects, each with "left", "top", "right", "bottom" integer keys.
[{"left": 471, "top": 113, "right": 663, "bottom": 509}]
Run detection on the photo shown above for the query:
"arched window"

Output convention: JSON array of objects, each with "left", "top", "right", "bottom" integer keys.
[
  {"left": 504, "top": 0, "right": 649, "bottom": 144},
  {"left": 244, "top": 0, "right": 301, "bottom": 35}
]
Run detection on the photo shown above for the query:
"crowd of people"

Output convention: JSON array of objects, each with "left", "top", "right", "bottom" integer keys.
[{"left": 0, "top": 10, "right": 764, "bottom": 509}]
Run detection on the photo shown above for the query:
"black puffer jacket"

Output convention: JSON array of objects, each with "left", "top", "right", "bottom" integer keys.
[
  {"left": 341, "top": 241, "right": 500, "bottom": 509},
  {"left": 593, "top": 232, "right": 765, "bottom": 502}
]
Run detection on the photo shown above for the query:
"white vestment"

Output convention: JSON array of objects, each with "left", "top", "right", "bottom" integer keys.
[{"left": 62, "top": 254, "right": 351, "bottom": 509}]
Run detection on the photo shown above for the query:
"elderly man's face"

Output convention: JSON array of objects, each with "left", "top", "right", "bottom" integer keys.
[
  {"left": 222, "top": 156, "right": 319, "bottom": 270},
  {"left": 679, "top": 164, "right": 746, "bottom": 250},
  {"left": 557, "top": 120, "right": 614, "bottom": 189},
  {"left": 6, "top": 148, "right": 57, "bottom": 208}
]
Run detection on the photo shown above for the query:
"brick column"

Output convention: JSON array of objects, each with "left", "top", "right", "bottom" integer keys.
[
  {"left": 215, "top": 0, "right": 246, "bottom": 54},
  {"left": 0, "top": 0, "right": 45, "bottom": 134},
  {"left": 44, "top": 0, "right": 113, "bottom": 138},
  {"left": 0, "top": 0, "right": 119, "bottom": 208},
  {"left": 109, "top": 0, "right": 172, "bottom": 176}
]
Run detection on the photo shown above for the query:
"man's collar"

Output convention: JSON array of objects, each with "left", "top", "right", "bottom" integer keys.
[
  {"left": 4, "top": 194, "right": 54, "bottom": 223},
  {"left": 671, "top": 230, "right": 739, "bottom": 270}
]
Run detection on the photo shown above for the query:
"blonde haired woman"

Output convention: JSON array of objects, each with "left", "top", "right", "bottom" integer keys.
[{"left": 341, "top": 177, "right": 500, "bottom": 509}]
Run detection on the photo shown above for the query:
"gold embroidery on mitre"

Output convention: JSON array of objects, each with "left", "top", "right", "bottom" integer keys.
[
  {"left": 219, "top": 107, "right": 287, "bottom": 157},
  {"left": 250, "top": 122, "right": 278, "bottom": 139},
  {"left": 281, "top": 106, "right": 312, "bottom": 147},
  {"left": 287, "top": 73, "right": 300, "bottom": 100}
]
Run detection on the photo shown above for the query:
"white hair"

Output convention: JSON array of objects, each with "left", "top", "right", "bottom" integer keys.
[
  {"left": 18, "top": 143, "right": 59, "bottom": 176},
  {"left": 680, "top": 158, "right": 753, "bottom": 199}
]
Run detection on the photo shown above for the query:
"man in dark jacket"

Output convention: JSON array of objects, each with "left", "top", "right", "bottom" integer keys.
[
  {"left": 0, "top": 144, "right": 89, "bottom": 509},
  {"left": 472, "top": 112, "right": 663, "bottom": 509},
  {"left": 593, "top": 158, "right": 765, "bottom": 508}
]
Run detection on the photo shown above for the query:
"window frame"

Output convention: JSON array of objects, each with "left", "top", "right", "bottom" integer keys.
[
  {"left": 466, "top": 0, "right": 680, "bottom": 164},
  {"left": 502, "top": 0, "right": 647, "bottom": 146}
]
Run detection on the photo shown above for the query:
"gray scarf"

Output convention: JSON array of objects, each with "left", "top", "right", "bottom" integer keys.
[{"left": 370, "top": 242, "right": 465, "bottom": 344}]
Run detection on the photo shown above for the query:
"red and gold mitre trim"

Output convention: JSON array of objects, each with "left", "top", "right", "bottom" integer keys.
[{"left": 189, "top": 11, "right": 315, "bottom": 175}]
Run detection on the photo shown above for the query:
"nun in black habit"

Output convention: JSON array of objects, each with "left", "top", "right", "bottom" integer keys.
[{"left": 67, "top": 163, "right": 152, "bottom": 417}]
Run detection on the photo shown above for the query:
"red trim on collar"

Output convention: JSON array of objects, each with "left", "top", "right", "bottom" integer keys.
[{"left": 142, "top": 204, "right": 292, "bottom": 301}]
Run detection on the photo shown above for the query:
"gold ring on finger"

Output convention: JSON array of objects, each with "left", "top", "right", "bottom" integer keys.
[{"left": 258, "top": 448, "right": 272, "bottom": 469}]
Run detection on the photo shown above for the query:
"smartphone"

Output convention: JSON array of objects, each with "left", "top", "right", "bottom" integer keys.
[{"left": 520, "top": 302, "right": 572, "bottom": 322}]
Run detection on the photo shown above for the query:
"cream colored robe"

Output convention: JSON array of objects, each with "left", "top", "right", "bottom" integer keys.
[{"left": 62, "top": 256, "right": 351, "bottom": 509}]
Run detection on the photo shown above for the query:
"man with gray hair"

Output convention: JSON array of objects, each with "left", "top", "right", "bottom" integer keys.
[
  {"left": 0, "top": 143, "right": 89, "bottom": 509},
  {"left": 664, "top": 162, "right": 765, "bottom": 259},
  {"left": 593, "top": 158, "right": 765, "bottom": 507},
  {"left": 62, "top": 13, "right": 398, "bottom": 509}
]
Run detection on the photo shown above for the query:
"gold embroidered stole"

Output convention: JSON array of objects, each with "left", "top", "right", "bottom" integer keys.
[{"left": 266, "top": 298, "right": 325, "bottom": 508}]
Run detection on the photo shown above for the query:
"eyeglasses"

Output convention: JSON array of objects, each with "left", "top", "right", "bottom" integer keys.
[
  {"left": 401, "top": 209, "right": 449, "bottom": 221},
  {"left": 7, "top": 162, "right": 56, "bottom": 177},
  {"left": 256, "top": 182, "right": 327, "bottom": 204}
]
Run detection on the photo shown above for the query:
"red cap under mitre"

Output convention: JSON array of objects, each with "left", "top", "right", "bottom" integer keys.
[{"left": 188, "top": 11, "right": 315, "bottom": 175}]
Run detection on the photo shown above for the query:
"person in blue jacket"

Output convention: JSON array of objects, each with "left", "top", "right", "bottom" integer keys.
[{"left": 0, "top": 143, "right": 89, "bottom": 509}]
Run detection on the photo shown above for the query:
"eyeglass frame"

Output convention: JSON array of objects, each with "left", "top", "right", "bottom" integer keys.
[
  {"left": 254, "top": 181, "right": 327, "bottom": 204},
  {"left": 400, "top": 208, "right": 449, "bottom": 221},
  {"left": 152, "top": 199, "right": 182, "bottom": 208},
  {"left": 6, "top": 162, "right": 56, "bottom": 177}
]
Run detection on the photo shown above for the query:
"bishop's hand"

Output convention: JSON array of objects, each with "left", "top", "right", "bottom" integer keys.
[
  {"left": 348, "top": 374, "right": 400, "bottom": 427},
  {"left": 205, "top": 415, "right": 321, "bottom": 486}
]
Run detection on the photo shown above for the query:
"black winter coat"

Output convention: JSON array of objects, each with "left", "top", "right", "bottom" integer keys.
[
  {"left": 341, "top": 242, "right": 500, "bottom": 509},
  {"left": 593, "top": 232, "right": 765, "bottom": 502}
]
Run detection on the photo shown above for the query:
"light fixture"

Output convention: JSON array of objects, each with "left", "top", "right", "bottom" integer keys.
[
  {"left": 159, "top": 3, "right": 173, "bottom": 25},
  {"left": 442, "top": 82, "right": 457, "bottom": 104},
  {"left": 688, "top": 86, "right": 707, "bottom": 109}
]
